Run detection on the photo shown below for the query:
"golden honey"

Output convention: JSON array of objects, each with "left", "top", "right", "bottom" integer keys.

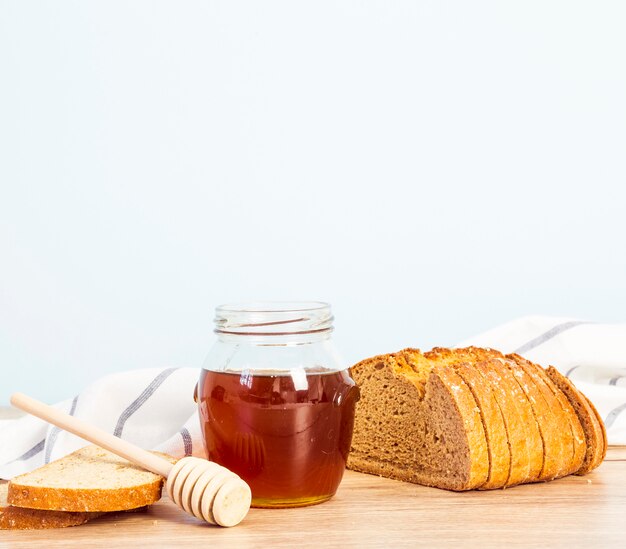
[{"left": 198, "top": 369, "right": 358, "bottom": 508}]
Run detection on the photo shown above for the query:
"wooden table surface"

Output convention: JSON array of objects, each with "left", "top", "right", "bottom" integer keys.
[{"left": 2, "top": 447, "right": 625, "bottom": 548}]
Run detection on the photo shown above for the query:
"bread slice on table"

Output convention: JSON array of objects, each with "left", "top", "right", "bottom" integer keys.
[
  {"left": 7, "top": 445, "right": 176, "bottom": 512},
  {"left": 545, "top": 365, "right": 606, "bottom": 474},
  {"left": 348, "top": 349, "right": 489, "bottom": 491},
  {"left": 0, "top": 483, "right": 101, "bottom": 530},
  {"left": 348, "top": 347, "right": 603, "bottom": 491}
]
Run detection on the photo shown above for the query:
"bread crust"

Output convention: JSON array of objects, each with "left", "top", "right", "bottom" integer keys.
[
  {"left": 581, "top": 393, "right": 607, "bottom": 467},
  {"left": 0, "top": 483, "right": 101, "bottom": 530},
  {"left": 545, "top": 366, "right": 605, "bottom": 474},
  {"left": 8, "top": 480, "right": 164, "bottom": 513},
  {"left": 347, "top": 454, "right": 475, "bottom": 490}
]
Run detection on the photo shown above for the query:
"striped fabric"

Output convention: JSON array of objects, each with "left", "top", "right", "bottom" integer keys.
[
  {"left": 459, "top": 316, "right": 626, "bottom": 444},
  {"left": 0, "top": 367, "right": 201, "bottom": 479}
]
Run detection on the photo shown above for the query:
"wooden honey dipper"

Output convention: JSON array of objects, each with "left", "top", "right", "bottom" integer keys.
[{"left": 10, "top": 392, "right": 252, "bottom": 527}]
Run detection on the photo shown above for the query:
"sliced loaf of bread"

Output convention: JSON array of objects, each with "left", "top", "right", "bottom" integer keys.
[
  {"left": 7, "top": 445, "right": 176, "bottom": 512},
  {"left": 348, "top": 347, "right": 604, "bottom": 491}
]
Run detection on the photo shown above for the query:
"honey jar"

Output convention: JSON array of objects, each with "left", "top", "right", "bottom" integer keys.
[{"left": 197, "top": 302, "right": 359, "bottom": 508}]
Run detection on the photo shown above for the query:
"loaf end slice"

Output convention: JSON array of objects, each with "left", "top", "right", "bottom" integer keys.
[
  {"left": 7, "top": 446, "right": 175, "bottom": 512},
  {"left": 545, "top": 366, "right": 605, "bottom": 474},
  {"left": 581, "top": 393, "right": 607, "bottom": 464}
]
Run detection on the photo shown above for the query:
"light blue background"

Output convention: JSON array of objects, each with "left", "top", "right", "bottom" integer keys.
[{"left": 1, "top": 1, "right": 625, "bottom": 404}]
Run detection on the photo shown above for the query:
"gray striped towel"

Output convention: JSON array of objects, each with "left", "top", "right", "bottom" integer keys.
[
  {"left": 0, "top": 367, "right": 201, "bottom": 479},
  {"left": 459, "top": 315, "right": 626, "bottom": 445}
]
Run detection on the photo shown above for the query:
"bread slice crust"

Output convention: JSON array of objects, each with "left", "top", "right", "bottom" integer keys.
[
  {"left": 545, "top": 366, "right": 606, "bottom": 474},
  {"left": 7, "top": 446, "right": 174, "bottom": 512},
  {"left": 581, "top": 393, "right": 607, "bottom": 467},
  {"left": 1, "top": 483, "right": 101, "bottom": 530}
]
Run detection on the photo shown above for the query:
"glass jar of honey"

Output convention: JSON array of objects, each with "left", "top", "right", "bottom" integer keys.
[{"left": 197, "top": 302, "right": 359, "bottom": 508}]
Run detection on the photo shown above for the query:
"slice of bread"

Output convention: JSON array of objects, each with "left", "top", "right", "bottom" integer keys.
[
  {"left": 7, "top": 445, "right": 175, "bottom": 512},
  {"left": 0, "top": 483, "right": 101, "bottom": 530}
]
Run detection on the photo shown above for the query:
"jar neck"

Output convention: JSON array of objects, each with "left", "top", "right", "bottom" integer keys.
[
  {"left": 216, "top": 331, "right": 333, "bottom": 346},
  {"left": 213, "top": 302, "right": 333, "bottom": 346}
]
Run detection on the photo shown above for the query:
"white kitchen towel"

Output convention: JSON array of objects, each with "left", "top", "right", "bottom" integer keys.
[
  {"left": 0, "top": 367, "right": 203, "bottom": 479},
  {"left": 459, "top": 315, "right": 626, "bottom": 445},
  {"left": 2, "top": 315, "right": 625, "bottom": 479}
]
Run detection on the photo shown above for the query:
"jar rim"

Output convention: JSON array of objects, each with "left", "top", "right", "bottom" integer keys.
[
  {"left": 216, "top": 301, "right": 329, "bottom": 314},
  {"left": 214, "top": 301, "right": 333, "bottom": 337}
]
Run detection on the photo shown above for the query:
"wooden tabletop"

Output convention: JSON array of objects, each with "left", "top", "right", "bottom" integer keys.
[{"left": 2, "top": 447, "right": 625, "bottom": 548}]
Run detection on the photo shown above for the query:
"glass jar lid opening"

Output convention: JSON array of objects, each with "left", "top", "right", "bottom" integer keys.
[{"left": 214, "top": 301, "right": 333, "bottom": 336}]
